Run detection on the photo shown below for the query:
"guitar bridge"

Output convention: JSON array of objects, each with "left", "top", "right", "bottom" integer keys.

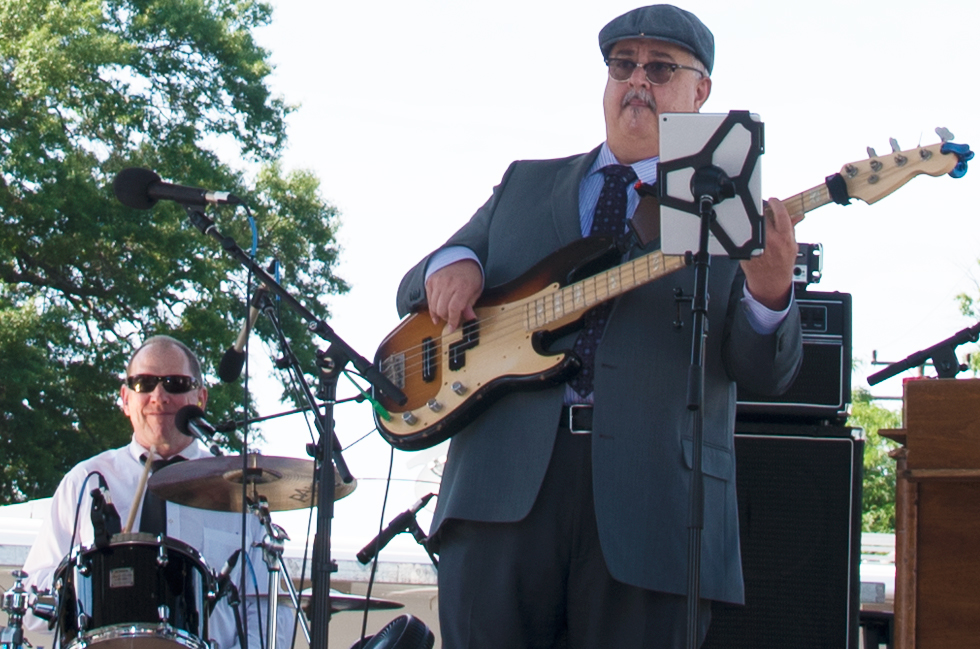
[{"left": 381, "top": 352, "right": 406, "bottom": 389}]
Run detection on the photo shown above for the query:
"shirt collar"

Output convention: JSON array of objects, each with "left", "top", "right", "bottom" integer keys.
[
  {"left": 590, "top": 142, "right": 659, "bottom": 185},
  {"left": 127, "top": 436, "right": 207, "bottom": 464}
]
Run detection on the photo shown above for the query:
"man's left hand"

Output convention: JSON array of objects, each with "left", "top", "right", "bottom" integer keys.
[{"left": 740, "top": 197, "right": 802, "bottom": 310}]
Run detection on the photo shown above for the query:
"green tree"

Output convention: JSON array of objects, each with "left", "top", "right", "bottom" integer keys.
[
  {"left": 847, "top": 388, "right": 901, "bottom": 532},
  {"left": 0, "top": 0, "right": 348, "bottom": 503},
  {"left": 956, "top": 278, "right": 980, "bottom": 373}
]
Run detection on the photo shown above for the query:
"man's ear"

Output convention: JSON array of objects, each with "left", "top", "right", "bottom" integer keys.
[
  {"left": 120, "top": 385, "right": 130, "bottom": 415},
  {"left": 694, "top": 76, "right": 712, "bottom": 111}
]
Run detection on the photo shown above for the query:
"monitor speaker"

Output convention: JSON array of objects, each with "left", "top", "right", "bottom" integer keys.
[
  {"left": 737, "top": 291, "right": 851, "bottom": 424},
  {"left": 701, "top": 428, "right": 863, "bottom": 649}
]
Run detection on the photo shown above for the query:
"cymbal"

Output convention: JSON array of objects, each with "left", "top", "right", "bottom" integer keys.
[
  {"left": 148, "top": 454, "right": 356, "bottom": 512},
  {"left": 280, "top": 589, "right": 404, "bottom": 614}
]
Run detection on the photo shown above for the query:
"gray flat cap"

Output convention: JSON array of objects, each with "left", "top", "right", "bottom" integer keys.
[{"left": 599, "top": 5, "right": 714, "bottom": 74}]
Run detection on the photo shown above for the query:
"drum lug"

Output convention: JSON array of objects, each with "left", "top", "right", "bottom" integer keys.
[
  {"left": 157, "top": 544, "right": 169, "bottom": 567},
  {"left": 75, "top": 553, "right": 91, "bottom": 577},
  {"left": 157, "top": 604, "right": 170, "bottom": 623}
]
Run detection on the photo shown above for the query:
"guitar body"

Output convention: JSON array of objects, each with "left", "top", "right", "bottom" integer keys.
[{"left": 374, "top": 237, "right": 623, "bottom": 451}]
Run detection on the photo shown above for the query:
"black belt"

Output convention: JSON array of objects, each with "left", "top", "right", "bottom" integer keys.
[{"left": 559, "top": 405, "right": 593, "bottom": 434}]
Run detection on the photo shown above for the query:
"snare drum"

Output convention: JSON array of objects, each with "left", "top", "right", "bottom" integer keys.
[{"left": 54, "top": 533, "right": 215, "bottom": 649}]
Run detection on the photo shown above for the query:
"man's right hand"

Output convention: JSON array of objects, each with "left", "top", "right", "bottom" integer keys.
[{"left": 424, "top": 259, "right": 483, "bottom": 332}]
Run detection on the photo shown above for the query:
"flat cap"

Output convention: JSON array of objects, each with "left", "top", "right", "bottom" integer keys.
[{"left": 599, "top": 4, "right": 714, "bottom": 74}]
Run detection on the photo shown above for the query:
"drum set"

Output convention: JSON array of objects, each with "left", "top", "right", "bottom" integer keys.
[{"left": 1, "top": 454, "right": 418, "bottom": 649}]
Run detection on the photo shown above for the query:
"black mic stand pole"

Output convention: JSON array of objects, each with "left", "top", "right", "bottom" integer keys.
[
  {"left": 867, "top": 321, "right": 980, "bottom": 385},
  {"left": 683, "top": 166, "right": 734, "bottom": 649},
  {"left": 183, "top": 205, "right": 407, "bottom": 649},
  {"left": 249, "top": 289, "right": 342, "bottom": 649}
]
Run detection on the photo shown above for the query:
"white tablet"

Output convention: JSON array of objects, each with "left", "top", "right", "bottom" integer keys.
[{"left": 658, "top": 111, "right": 764, "bottom": 258}]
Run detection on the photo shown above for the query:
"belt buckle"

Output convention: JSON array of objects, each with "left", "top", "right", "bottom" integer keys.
[{"left": 567, "top": 404, "right": 591, "bottom": 435}]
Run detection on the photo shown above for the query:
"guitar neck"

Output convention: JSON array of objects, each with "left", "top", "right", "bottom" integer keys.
[
  {"left": 523, "top": 184, "right": 832, "bottom": 330},
  {"left": 524, "top": 250, "right": 687, "bottom": 329},
  {"left": 781, "top": 183, "right": 832, "bottom": 221}
]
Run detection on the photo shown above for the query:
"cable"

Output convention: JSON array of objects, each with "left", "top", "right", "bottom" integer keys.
[{"left": 358, "top": 445, "right": 395, "bottom": 645}]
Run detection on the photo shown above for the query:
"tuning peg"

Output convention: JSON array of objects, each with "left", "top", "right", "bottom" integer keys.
[
  {"left": 867, "top": 146, "right": 878, "bottom": 158},
  {"left": 935, "top": 126, "right": 954, "bottom": 143},
  {"left": 889, "top": 138, "right": 901, "bottom": 153}
]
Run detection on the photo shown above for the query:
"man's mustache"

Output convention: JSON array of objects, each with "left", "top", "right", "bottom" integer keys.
[{"left": 622, "top": 88, "right": 657, "bottom": 111}]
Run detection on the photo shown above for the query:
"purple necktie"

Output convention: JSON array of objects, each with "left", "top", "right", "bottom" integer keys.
[{"left": 568, "top": 164, "right": 637, "bottom": 397}]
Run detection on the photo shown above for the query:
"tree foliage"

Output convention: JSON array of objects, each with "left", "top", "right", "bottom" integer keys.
[
  {"left": 956, "top": 274, "right": 980, "bottom": 373},
  {"left": 847, "top": 388, "right": 902, "bottom": 532},
  {"left": 0, "top": 0, "right": 348, "bottom": 503}
]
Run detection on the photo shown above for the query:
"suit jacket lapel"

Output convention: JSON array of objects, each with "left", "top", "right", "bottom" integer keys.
[{"left": 551, "top": 146, "right": 602, "bottom": 247}]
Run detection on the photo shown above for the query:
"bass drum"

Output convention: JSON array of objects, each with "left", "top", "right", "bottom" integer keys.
[{"left": 54, "top": 533, "right": 214, "bottom": 649}]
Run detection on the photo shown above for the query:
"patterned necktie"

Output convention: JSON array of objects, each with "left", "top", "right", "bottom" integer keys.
[
  {"left": 568, "top": 164, "right": 637, "bottom": 397},
  {"left": 139, "top": 454, "right": 185, "bottom": 535}
]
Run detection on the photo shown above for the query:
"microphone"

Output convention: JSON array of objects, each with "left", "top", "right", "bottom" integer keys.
[
  {"left": 218, "top": 286, "right": 268, "bottom": 383},
  {"left": 90, "top": 474, "right": 121, "bottom": 549},
  {"left": 357, "top": 493, "right": 435, "bottom": 564},
  {"left": 211, "top": 549, "right": 242, "bottom": 610},
  {"left": 174, "top": 405, "right": 223, "bottom": 456},
  {"left": 113, "top": 167, "right": 242, "bottom": 210}
]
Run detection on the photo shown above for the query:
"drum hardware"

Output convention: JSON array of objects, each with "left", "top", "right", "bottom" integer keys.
[
  {"left": 1, "top": 570, "right": 35, "bottom": 649},
  {"left": 254, "top": 499, "right": 311, "bottom": 647}
]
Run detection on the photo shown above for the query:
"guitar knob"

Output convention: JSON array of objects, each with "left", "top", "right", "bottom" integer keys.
[
  {"left": 427, "top": 399, "right": 443, "bottom": 412},
  {"left": 402, "top": 412, "right": 419, "bottom": 426},
  {"left": 451, "top": 382, "right": 467, "bottom": 396}
]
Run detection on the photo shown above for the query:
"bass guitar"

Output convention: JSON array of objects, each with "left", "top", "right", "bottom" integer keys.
[{"left": 374, "top": 132, "right": 972, "bottom": 450}]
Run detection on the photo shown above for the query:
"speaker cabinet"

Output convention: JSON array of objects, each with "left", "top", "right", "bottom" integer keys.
[
  {"left": 701, "top": 428, "right": 863, "bottom": 649},
  {"left": 737, "top": 291, "right": 851, "bottom": 424}
]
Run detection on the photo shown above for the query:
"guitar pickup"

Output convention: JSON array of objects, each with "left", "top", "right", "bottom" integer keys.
[{"left": 448, "top": 319, "right": 480, "bottom": 371}]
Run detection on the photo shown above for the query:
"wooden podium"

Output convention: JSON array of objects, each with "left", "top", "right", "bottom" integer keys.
[{"left": 881, "top": 378, "right": 980, "bottom": 649}]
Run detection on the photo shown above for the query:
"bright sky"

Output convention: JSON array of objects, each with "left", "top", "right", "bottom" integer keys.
[{"left": 226, "top": 0, "right": 980, "bottom": 560}]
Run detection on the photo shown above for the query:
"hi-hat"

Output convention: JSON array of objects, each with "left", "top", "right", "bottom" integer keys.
[
  {"left": 148, "top": 454, "right": 356, "bottom": 512},
  {"left": 280, "top": 589, "right": 404, "bottom": 614}
]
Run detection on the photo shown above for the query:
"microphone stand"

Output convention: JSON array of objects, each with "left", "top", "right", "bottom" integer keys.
[
  {"left": 867, "top": 322, "right": 980, "bottom": 385},
  {"left": 655, "top": 111, "right": 764, "bottom": 649},
  {"left": 183, "top": 205, "right": 407, "bottom": 649},
  {"left": 681, "top": 166, "right": 733, "bottom": 649}
]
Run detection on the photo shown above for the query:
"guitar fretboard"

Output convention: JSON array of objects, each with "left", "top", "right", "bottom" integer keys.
[{"left": 523, "top": 250, "right": 687, "bottom": 330}]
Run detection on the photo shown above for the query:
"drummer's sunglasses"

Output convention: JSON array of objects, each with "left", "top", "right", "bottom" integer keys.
[{"left": 125, "top": 374, "right": 201, "bottom": 394}]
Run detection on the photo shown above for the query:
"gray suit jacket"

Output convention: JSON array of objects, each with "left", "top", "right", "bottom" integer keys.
[{"left": 395, "top": 146, "right": 803, "bottom": 604}]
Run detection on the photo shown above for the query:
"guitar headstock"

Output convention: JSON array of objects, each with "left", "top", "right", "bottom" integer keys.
[{"left": 838, "top": 129, "right": 972, "bottom": 205}]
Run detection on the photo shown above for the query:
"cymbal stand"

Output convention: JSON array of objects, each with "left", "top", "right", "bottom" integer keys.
[
  {"left": 255, "top": 501, "right": 312, "bottom": 647},
  {"left": 184, "top": 205, "right": 406, "bottom": 649}
]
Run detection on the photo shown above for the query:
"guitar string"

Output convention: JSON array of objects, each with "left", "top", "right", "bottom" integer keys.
[
  {"left": 381, "top": 185, "right": 825, "bottom": 389},
  {"left": 383, "top": 251, "right": 685, "bottom": 382}
]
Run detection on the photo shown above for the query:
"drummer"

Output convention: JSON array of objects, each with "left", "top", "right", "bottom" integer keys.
[{"left": 22, "top": 335, "right": 281, "bottom": 649}]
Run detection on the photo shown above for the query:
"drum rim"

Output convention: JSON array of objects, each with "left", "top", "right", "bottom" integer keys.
[
  {"left": 57, "top": 533, "right": 213, "bottom": 575},
  {"left": 65, "top": 623, "right": 210, "bottom": 649}
]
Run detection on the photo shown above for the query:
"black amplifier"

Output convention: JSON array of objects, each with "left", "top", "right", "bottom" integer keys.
[{"left": 736, "top": 290, "right": 851, "bottom": 424}]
